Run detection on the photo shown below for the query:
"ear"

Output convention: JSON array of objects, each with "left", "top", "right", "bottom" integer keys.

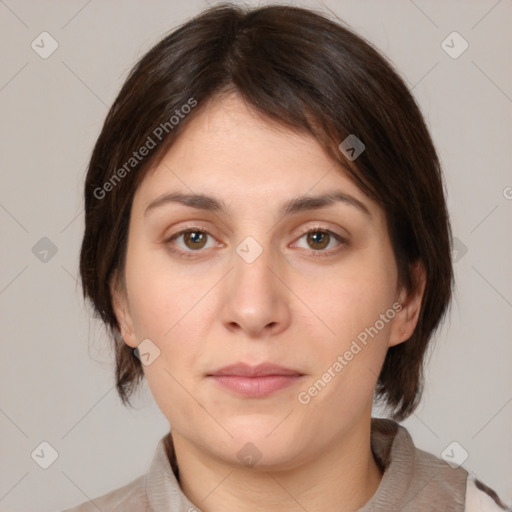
[
  {"left": 388, "top": 260, "right": 426, "bottom": 347},
  {"left": 109, "top": 269, "right": 138, "bottom": 348}
]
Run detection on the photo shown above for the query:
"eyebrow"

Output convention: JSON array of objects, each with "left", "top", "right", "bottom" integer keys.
[{"left": 144, "top": 191, "right": 372, "bottom": 218}]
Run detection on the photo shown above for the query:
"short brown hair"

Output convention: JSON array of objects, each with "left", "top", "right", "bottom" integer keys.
[{"left": 79, "top": 2, "right": 453, "bottom": 422}]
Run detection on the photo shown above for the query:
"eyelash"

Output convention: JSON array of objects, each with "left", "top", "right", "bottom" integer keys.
[{"left": 163, "top": 225, "right": 347, "bottom": 259}]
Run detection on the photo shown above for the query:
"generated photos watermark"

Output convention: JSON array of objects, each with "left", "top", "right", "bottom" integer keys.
[
  {"left": 297, "top": 301, "right": 402, "bottom": 405},
  {"left": 93, "top": 97, "right": 197, "bottom": 200}
]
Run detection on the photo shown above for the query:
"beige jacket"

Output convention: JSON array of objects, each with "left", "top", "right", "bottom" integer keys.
[{"left": 61, "top": 417, "right": 510, "bottom": 511}]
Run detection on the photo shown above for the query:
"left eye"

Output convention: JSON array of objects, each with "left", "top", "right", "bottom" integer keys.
[{"left": 293, "top": 229, "right": 344, "bottom": 252}]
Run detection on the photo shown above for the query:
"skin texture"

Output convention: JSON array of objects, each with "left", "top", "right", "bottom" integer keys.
[{"left": 111, "top": 92, "right": 426, "bottom": 512}]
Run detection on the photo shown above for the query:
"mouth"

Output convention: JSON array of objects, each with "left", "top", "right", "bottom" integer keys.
[{"left": 206, "top": 362, "right": 306, "bottom": 398}]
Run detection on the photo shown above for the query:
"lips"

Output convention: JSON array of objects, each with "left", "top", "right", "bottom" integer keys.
[
  {"left": 207, "top": 362, "right": 305, "bottom": 398},
  {"left": 207, "top": 362, "right": 304, "bottom": 377}
]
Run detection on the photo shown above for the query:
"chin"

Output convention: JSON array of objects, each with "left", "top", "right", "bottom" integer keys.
[
  {"left": 223, "top": 421, "right": 300, "bottom": 458},
  {"left": 226, "top": 412, "right": 292, "bottom": 438}
]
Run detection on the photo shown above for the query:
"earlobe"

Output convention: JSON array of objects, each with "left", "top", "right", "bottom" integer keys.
[
  {"left": 109, "top": 270, "right": 138, "bottom": 348},
  {"left": 389, "top": 261, "right": 427, "bottom": 347}
]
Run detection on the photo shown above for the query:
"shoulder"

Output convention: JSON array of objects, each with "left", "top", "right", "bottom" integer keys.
[
  {"left": 58, "top": 431, "right": 190, "bottom": 512},
  {"left": 366, "top": 418, "right": 510, "bottom": 511},
  {"left": 465, "top": 474, "right": 511, "bottom": 511},
  {"left": 59, "top": 474, "right": 148, "bottom": 512}
]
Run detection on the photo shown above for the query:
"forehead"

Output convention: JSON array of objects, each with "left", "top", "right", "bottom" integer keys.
[{"left": 133, "top": 93, "right": 375, "bottom": 216}]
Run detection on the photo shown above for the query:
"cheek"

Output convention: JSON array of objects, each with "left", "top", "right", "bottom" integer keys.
[
  {"left": 295, "top": 273, "right": 395, "bottom": 416},
  {"left": 298, "top": 253, "right": 397, "bottom": 344},
  {"left": 291, "top": 250, "right": 398, "bottom": 408},
  {"left": 124, "top": 243, "right": 212, "bottom": 339},
  {"left": 123, "top": 247, "right": 215, "bottom": 382}
]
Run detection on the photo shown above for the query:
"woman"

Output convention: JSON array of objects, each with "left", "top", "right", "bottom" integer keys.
[{"left": 65, "top": 3, "right": 510, "bottom": 511}]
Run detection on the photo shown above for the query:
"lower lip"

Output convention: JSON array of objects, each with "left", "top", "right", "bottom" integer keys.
[{"left": 209, "top": 375, "right": 304, "bottom": 397}]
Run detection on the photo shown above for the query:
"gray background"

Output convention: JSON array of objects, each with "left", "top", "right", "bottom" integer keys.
[{"left": 0, "top": 0, "right": 511, "bottom": 510}]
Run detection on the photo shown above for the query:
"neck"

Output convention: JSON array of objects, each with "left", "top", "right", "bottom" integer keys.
[{"left": 170, "top": 418, "right": 383, "bottom": 512}]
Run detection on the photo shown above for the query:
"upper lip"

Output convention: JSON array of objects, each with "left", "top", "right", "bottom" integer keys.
[{"left": 207, "top": 362, "right": 304, "bottom": 377}]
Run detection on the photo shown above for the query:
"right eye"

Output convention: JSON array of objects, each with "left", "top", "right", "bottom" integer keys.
[{"left": 165, "top": 228, "right": 219, "bottom": 257}]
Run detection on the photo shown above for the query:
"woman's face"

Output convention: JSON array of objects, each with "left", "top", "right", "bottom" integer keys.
[{"left": 112, "top": 93, "right": 421, "bottom": 469}]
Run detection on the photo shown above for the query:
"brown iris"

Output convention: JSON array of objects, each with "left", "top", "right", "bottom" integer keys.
[
  {"left": 183, "top": 231, "right": 207, "bottom": 250},
  {"left": 307, "top": 230, "right": 330, "bottom": 250}
]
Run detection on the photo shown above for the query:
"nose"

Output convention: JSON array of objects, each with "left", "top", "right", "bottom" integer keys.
[{"left": 219, "top": 241, "right": 291, "bottom": 338}]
